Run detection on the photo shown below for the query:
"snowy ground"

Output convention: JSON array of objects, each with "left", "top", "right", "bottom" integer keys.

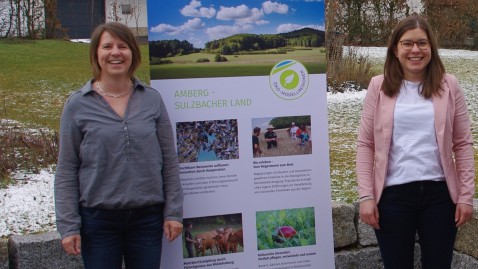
[
  {"left": 2, "top": 46, "right": 478, "bottom": 238},
  {"left": 0, "top": 169, "right": 56, "bottom": 237}
]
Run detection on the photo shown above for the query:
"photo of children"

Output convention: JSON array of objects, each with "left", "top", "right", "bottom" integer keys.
[
  {"left": 251, "top": 115, "right": 311, "bottom": 157},
  {"left": 182, "top": 213, "right": 244, "bottom": 258},
  {"left": 256, "top": 207, "right": 316, "bottom": 250},
  {"left": 176, "top": 119, "right": 239, "bottom": 163}
]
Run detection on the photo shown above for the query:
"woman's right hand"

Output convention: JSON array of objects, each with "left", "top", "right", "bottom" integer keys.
[
  {"left": 359, "top": 199, "right": 380, "bottom": 230},
  {"left": 61, "top": 234, "right": 81, "bottom": 255}
]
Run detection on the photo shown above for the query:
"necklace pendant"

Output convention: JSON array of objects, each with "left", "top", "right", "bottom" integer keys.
[{"left": 95, "top": 82, "right": 132, "bottom": 98}]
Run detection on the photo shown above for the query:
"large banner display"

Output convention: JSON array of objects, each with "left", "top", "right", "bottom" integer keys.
[{"left": 147, "top": 1, "right": 334, "bottom": 268}]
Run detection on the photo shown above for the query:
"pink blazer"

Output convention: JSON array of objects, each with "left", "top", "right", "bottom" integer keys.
[{"left": 356, "top": 74, "right": 475, "bottom": 205}]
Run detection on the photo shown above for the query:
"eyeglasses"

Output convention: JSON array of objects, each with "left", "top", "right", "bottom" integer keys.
[{"left": 399, "top": 40, "right": 430, "bottom": 50}]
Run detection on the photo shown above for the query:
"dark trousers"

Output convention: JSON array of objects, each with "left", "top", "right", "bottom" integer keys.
[
  {"left": 80, "top": 204, "right": 164, "bottom": 269},
  {"left": 375, "top": 181, "right": 457, "bottom": 269},
  {"left": 267, "top": 141, "right": 277, "bottom": 149},
  {"left": 186, "top": 243, "right": 194, "bottom": 258}
]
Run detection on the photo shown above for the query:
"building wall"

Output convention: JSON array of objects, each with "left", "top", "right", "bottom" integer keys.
[
  {"left": 104, "top": 0, "right": 148, "bottom": 38},
  {"left": 407, "top": 0, "right": 423, "bottom": 13},
  {"left": 56, "top": 0, "right": 104, "bottom": 39}
]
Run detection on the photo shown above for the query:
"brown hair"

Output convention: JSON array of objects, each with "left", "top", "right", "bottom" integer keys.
[
  {"left": 382, "top": 14, "right": 445, "bottom": 98},
  {"left": 89, "top": 22, "right": 141, "bottom": 80}
]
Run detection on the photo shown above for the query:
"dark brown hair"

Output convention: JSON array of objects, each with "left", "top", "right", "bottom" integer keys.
[
  {"left": 382, "top": 14, "right": 445, "bottom": 98},
  {"left": 89, "top": 22, "right": 141, "bottom": 80}
]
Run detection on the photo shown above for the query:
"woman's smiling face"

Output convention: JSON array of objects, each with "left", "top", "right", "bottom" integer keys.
[
  {"left": 394, "top": 28, "right": 431, "bottom": 82},
  {"left": 96, "top": 31, "right": 132, "bottom": 79}
]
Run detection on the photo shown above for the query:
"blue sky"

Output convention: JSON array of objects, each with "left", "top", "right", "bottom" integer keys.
[{"left": 147, "top": 0, "right": 325, "bottom": 48}]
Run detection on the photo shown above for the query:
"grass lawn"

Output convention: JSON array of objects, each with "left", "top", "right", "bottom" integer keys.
[{"left": 0, "top": 39, "right": 150, "bottom": 130}]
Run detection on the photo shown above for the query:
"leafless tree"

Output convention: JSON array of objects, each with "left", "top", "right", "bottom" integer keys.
[
  {"left": 2, "top": 0, "right": 44, "bottom": 38},
  {"left": 0, "top": 0, "right": 10, "bottom": 36},
  {"left": 107, "top": 0, "right": 122, "bottom": 22},
  {"left": 131, "top": 0, "right": 143, "bottom": 37}
]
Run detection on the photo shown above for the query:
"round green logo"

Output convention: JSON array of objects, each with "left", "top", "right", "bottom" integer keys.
[{"left": 269, "top": 60, "right": 309, "bottom": 100}]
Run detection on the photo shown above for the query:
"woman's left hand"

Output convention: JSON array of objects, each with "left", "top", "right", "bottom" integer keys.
[
  {"left": 455, "top": 203, "right": 474, "bottom": 227},
  {"left": 164, "top": 220, "right": 183, "bottom": 242}
]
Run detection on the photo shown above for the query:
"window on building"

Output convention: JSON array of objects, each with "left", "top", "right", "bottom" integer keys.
[{"left": 121, "top": 4, "right": 132, "bottom": 15}]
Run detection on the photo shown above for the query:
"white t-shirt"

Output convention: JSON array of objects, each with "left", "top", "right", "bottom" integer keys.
[{"left": 386, "top": 81, "right": 445, "bottom": 187}]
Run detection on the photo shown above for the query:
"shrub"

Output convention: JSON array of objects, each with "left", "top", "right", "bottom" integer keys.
[
  {"left": 150, "top": 57, "right": 173, "bottom": 65},
  {"left": 196, "top": 58, "right": 210, "bottom": 63},
  {"left": 327, "top": 45, "right": 375, "bottom": 93},
  {"left": 326, "top": 6, "right": 375, "bottom": 93},
  {"left": 214, "top": 54, "right": 228, "bottom": 62},
  {"left": 0, "top": 125, "right": 59, "bottom": 188}
]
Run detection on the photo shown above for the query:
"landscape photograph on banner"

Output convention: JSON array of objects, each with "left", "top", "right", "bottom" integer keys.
[
  {"left": 176, "top": 119, "right": 239, "bottom": 163},
  {"left": 182, "top": 213, "right": 244, "bottom": 258},
  {"left": 252, "top": 115, "right": 312, "bottom": 157},
  {"left": 147, "top": 0, "right": 326, "bottom": 79},
  {"left": 256, "top": 207, "right": 316, "bottom": 250}
]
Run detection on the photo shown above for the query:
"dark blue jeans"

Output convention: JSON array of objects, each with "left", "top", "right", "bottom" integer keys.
[
  {"left": 375, "top": 181, "right": 457, "bottom": 269},
  {"left": 80, "top": 204, "right": 164, "bottom": 269}
]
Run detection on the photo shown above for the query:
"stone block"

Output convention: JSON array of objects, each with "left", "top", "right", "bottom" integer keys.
[
  {"left": 452, "top": 251, "right": 478, "bottom": 269},
  {"left": 357, "top": 220, "right": 377, "bottom": 246},
  {"left": 335, "top": 247, "right": 383, "bottom": 269},
  {"left": 9, "top": 232, "right": 83, "bottom": 269},
  {"left": 0, "top": 238, "right": 8, "bottom": 269},
  {"left": 332, "top": 202, "right": 357, "bottom": 248},
  {"left": 335, "top": 244, "right": 422, "bottom": 269},
  {"left": 454, "top": 199, "right": 478, "bottom": 259},
  {"left": 353, "top": 201, "right": 377, "bottom": 246}
]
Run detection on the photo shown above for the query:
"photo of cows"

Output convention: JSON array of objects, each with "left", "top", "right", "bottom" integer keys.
[{"left": 182, "top": 213, "right": 244, "bottom": 258}]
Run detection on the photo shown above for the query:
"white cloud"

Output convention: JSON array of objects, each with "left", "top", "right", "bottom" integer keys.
[
  {"left": 255, "top": 20, "right": 270, "bottom": 25},
  {"left": 188, "top": 36, "right": 204, "bottom": 48},
  {"left": 180, "top": 0, "right": 216, "bottom": 18},
  {"left": 184, "top": 18, "right": 205, "bottom": 30},
  {"left": 235, "top": 8, "right": 268, "bottom": 26},
  {"left": 150, "top": 18, "right": 206, "bottom": 36},
  {"left": 277, "top": 23, "right": 324, "bottom": 33},
  {"left": 262, "top": 1, "right": 289, "bottom": 15},
  {"left": 150, "top": 23, "right": 182, "bottom": 35},
  {"left": 216, "top": 4, "right": 269, "bottom": 27},
  {"left": 216, "top": 4, "right": 251, "bottom": 20}
]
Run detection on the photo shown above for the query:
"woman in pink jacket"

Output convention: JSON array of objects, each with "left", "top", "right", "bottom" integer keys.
[{"left": 356, "top": 15, "right": 475, "bottom": 269}]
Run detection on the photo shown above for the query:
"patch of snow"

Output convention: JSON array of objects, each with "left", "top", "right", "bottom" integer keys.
[
  {"left": 0, "top": 169, "right": 55, "bottom": 237},
  {"left": 70, "top": 39, "right": 91, "bottom": 44}
]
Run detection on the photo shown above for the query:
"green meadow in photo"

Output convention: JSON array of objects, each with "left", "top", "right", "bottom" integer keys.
[{"left": 150, "top": 48, "right": 326, "bottom": 79}]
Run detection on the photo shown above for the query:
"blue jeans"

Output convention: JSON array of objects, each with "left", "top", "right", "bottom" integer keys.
[
  {"left": 375, "top": 181, "right": 457, "bottom": 269},
  {"left": 80, "top": 204, "right": 164, "bottom": 269}
]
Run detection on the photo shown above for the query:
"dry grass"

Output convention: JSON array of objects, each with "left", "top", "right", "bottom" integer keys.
[
  {"left": 0, "top": 122, "right": 58, "bottom": 187},
  {"left": 328, "top": 46, "right": 376, "bottom": 92}
]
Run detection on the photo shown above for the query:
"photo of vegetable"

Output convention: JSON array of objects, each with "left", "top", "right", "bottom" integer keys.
[{"left": 256, "top": 207, "right": 316, "bottom": 250}]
